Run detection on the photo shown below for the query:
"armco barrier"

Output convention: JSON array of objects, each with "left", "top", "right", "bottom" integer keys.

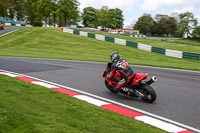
[
  {"left": 152, "top": 47, "right": 166, "bottom": 55},
  {"left": 62, "top": 28, "right": 200, "bottom": 60},
  {"left": 126, "top": 40, "right": 138, "bottom": 48},
  {"left": 88, "top": 33, "right": 95, "bottom": 38}
]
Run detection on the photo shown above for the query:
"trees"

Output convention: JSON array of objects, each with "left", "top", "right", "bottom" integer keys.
[
  {"left": 82, "top": 7, "right": 98, "bottom": 28},
  {"left": 51, "top": 0, "right": 59, "bottom": 27},
  {"left": 1, "top": 2, "right": 125, "bottom": 28},
  {"left": 165, "top": 17, "right": 178, "bottom": 36},
  {"left": 24, "top": 0, "right": 43, "bottom": 26},
  {"left": 134, "top": 14, "right": 154, "bottom": 35},
  {"left": 0, "top": 0, "right": 24, "bottom": 20},
  {"left": 133, "top": 11, "right": 199, "bottom": 40},
  {"left": 108, "top": 8, "right": 124, "bottom": 29},
  {"left": 0, "top": 0, "right": 80, "bottom": 27},
  {"left": 56, "top": 0, "right": 80, "bottom": 26},
  {"left": 82, "top": 6, "right": 124, "bottom": 29},
  {"left": 176, "top": 12, "right": 198, "bottom": 38},
  {"left": 0, "top": 0, "right": 9, "bottom": 17},
  {"left": 133, "top": 12, "right": 200, "bottom": 39},
  {"left": 134, "top": 13, "right": 182, "bottom": 37},
  {"left": 98, "top": 6, "right": 111, "bottom": 30},
  {"left": 192, "top": 26, "right": 200, "bottom": 40},
  {"left": 14, "top": 0, "right": 25, "bottom": 21},
  {"left": 152, "top": 15, "right": 178, "bottom": 36},
  {"left": 37, "top": 0, "right": 55, "bottom": 27}
]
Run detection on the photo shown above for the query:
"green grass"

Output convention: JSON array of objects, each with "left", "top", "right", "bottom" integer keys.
[
  {"left": 4, "top": 25, "right": 23, "bottom": 27},
  {"left": 0, "top": 27, "right": 199, "bottom": 71},
  {"left": 89, "top": 31, "right": 200, "bottom": 53},
  {"left": 146, "top": 37, "right": 179, "bottom": 39},
  {"left": 175, "top": 39, "right": 200, "bottom": 46},
  {"left": 0, "top": 74, "right": 167, "bottom": 133}
]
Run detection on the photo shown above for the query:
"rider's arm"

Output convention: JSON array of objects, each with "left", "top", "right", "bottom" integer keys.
[{"left": 109, "top": 63, "right": 117, "bottom": 79}]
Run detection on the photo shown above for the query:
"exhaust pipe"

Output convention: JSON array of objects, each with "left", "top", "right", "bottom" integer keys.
[{"left": 146, "top": 76, "right": 157, "bottom": 85}]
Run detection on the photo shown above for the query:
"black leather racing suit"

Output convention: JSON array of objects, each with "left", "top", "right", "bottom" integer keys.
[{"left": 109, "top": 59, "right": 135, "bottom": 90}]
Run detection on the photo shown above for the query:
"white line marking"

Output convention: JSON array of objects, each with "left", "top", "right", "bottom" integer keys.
[
  {"left": 0, "top": 72, "right": 18, "bottom": 77},
  {"left": 0, "top": 29, "right": 19, "bottom": 37},
  {"left": 31, "top": 81, "right": 57, "bottom": 88},
  {"left": 135, "top": 116, "right": 186, "bottom": 133},
  {"left": 73, "top": 95, "right": 110, "bottom": 107}
]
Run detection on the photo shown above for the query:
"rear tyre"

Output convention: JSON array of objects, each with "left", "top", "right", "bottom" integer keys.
[
  {"left": 139, "top": 84, "right": 156, "bottom": 103},
  {"left": 105, "top": 80, "right": 118, "bottom": 93}
]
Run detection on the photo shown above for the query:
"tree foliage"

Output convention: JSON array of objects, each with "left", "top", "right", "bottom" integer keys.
[
  {"left": 0, "top": 0, "right": 80, "bottom": 26},
  {"left": 82, "top": 7, "right": 98, "bottom": 28},
  {"left": 134, "top": 14, "right": 154, "bottom": 35},
  {"left": 176, "top": 12, "right": 198, "bottom": 37},
  {"left": 82, "top": 6, "right": 124, "bottom": 29},
  {"left": 57, "top": 0, "right": 79, "bottom": 26},
  {"left": 192, "top": 26, "right": 200, "bottom": 40},
  {"left": 152, "top": 15, "right": 178, "bottom": 36},
  {"left": 108, "top": 8, "right": 124, "bottom": 29},
  {"left": 134, "top": 12, "right": 198, "bottom": 39},
  {"left": 98, "top": 7, "right": 111, "bottom": 30}
]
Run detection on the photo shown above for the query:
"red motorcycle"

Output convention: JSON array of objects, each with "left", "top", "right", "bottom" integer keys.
[
  {"left": 0, "top": 22, "right": 4, "bottom": 30},
  {"left": 103, "top": 63, "right": 157, "bottom": 103}
]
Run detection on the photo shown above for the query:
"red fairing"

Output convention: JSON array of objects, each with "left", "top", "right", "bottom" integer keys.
[
  {"left": 103, "top": 68, "right": 121, "bottom": 88},
  {"left": 114, "top": 71, "right": 121, "bottom": 78},
  {"left": 0, "top": 23, "right": 4, "bottom": 28},
  {"left": 103, "top": 68, "right": 121, "bottom": 79},
  {"left": 120, "top": 60, "right": 129, "bottom": 68},
  {"left": 130, "top": 73, "right": 148, "bottom": 86},
  {"left": 102, "top": 68, "right": 108, "bottom": 77}
]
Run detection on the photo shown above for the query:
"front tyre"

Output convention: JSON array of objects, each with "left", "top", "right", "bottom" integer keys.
[
  {"left": 105, "top": 80, "right": 118, "bottom": 93},
  {"left": 139, "top": 84, "right": 156, "bottom": 103}
]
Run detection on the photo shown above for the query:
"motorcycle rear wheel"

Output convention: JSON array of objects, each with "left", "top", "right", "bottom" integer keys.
[
  {"left": 105, "top": 80, "right": 118, "bottom": 93},
  {"left": 139, "top": 84, "right": 156, "bottom": 103}
]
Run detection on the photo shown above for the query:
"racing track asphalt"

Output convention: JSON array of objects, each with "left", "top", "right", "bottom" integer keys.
[
  {"left": 0, "top": 57, "right": 200, "bottom": 132},
  {"left": 0, "top": 26, "right": 26, "bottom": 36},
  {"left": 0, "top": 27, "right": 200, "bottom": 132}
]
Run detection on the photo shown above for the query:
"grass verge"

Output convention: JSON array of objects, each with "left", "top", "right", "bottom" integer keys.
[
  {"left": 0, "top": 74, "right": 167, "bottom": 133},
  {"left": 174, "top": 39, "right": 200, "bottom": 46},
  {"left": 0, "top": 27, "right": 199, "bottom": 71}
]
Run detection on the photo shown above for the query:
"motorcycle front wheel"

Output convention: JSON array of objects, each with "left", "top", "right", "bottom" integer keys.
[{"left": 139, "top": 84, "right": 156, "bottom": 103}]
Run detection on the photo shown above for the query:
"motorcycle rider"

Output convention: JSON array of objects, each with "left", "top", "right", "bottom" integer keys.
[{"left": 108, "top": 52, "right": 135, "bottom": 93}]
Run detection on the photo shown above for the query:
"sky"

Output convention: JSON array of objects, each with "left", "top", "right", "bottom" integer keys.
[{"left": 77, "top": 0, "right": 200, "bottom": 28}]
